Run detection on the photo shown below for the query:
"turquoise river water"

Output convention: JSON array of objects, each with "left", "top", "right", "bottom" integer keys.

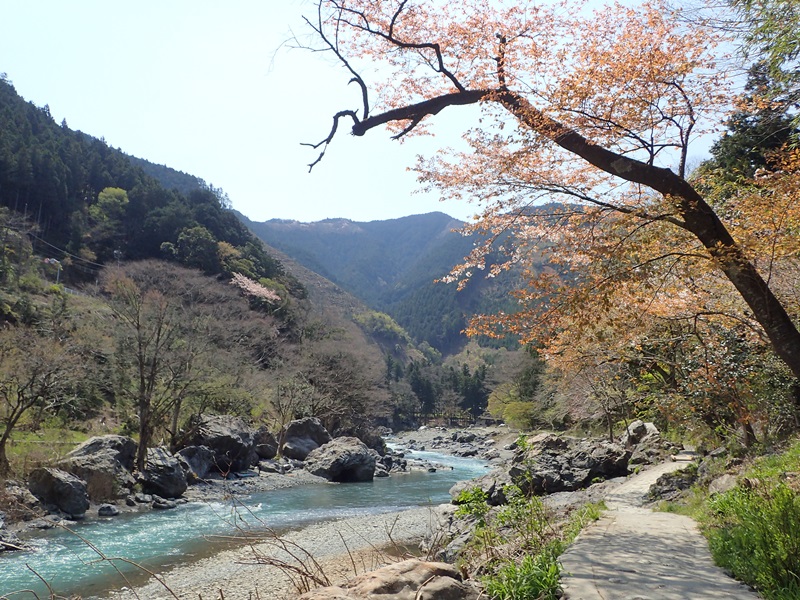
[{"left": 0, "top": 450, "right": 487, "bottom": 598}]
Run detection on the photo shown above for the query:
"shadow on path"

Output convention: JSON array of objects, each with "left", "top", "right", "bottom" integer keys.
[{"left": 559, "top": 461, "right": 760, "bottom": 600}]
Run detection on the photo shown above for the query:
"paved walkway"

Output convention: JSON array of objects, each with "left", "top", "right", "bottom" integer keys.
[{"left": 559, "top": 461, "right": 761, "bottom": 600}]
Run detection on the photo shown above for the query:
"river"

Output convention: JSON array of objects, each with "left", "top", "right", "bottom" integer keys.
[{"left": 0, "top": 450, "right": 487, "bottom": 598}]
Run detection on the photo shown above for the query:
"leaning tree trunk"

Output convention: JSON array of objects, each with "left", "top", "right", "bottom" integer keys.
[
  {"left": 496, "top": 91, "right": 800, "bottom": 381},
  {"left": 343, "top": 88, "right": 800, "bottom": 381}
]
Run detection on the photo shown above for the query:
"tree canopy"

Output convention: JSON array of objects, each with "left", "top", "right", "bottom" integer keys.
[{"left": 302, "top": 0, "right": 800, "bottom": 392}]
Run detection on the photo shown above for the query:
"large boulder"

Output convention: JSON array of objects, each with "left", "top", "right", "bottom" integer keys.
[
  {"left": 27, "top": 468, "right": 90, "bottom": 518},
  {"left": 647, "top": 465, "right": 698, "bottom": 503},
  {"left": 304, "top": 437, "right": 376, "bottom": 482},
  {"left": 175, "top": 445, "right": 216, "bottom": 482},
  {"left": 140, "top": 448, "right": 187, "bottom": 498},
  {"left": 3, "top": 480, "right": 46, "bottom": 522},
  {"left": 451, "top": 434, "right": 630, "bottom": 503},
  {"left": 188, "top": 415, "right": 257, "bottom": 473},
  {"left": 299, "top": 559, "right": 479, "bottom": 600},
  {"left": 620, "top": 419, "right": 660, "bottom": 447},
  {"left": 509, "top": 436, "right": 630, "bottom": 495},
  {"left": 281, "top": 417, "right": 332, "bottom": 461},
  {"left": 59, "top": 435, "right": 137, "bottom": 501},
  {"left": 253, "top": 426, "right": 278, "bottom": 460}
]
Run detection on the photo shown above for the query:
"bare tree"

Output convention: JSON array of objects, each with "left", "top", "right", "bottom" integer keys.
[{"left": 0, "top": 327, "right": 79, "bottom": 475}]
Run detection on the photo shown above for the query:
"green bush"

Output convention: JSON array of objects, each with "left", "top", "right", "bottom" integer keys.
[
  {"left": 483, "top": 551, "right": 561, "bottom": 600},
  {"left": 454, "top": 486, "right": 491, "bottom": 526},
  {"left": 457, "top": 481, "right": 604, "bottom": 600},
  {"left": 706, "top": 483, "right": 800, "bottom": 599}
]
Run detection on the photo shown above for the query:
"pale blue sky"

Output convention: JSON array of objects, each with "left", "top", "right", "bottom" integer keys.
[
  {"left": 0, "top": 0, "right": 478, "bottom": 223},
  {"left": 1, "top": 1, "right": 720, "bottom": 224}
]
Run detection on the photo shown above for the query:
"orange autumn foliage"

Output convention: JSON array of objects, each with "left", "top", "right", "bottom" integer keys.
[{"left": 305, "top": 0, "right": 800, "bottom": 386}]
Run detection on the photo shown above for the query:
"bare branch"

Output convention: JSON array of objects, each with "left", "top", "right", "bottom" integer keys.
[
  {"left": 303, "top": 110, "right": 360, "bottom": 171},
  {"left": 302, "top": 4, "right": 369, "bottom": 118},
  {"left": 352, "top": 89, "right": 488, "bottom": 136}
]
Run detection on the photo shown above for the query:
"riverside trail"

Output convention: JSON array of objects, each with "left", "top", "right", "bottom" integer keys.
[{"left": 559, "top": 460, "right": 761, "bottom": 600}]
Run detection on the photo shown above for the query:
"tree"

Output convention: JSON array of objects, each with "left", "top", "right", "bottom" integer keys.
[
  {"left": 104, "top": 261, "right": 282, "bottom": 464},
  {"left": 731, "top": 0, "right": 799, "bottom": 98},
  {"left": 0, "top": 326, "right": 79, "bottom": 475},
  {"left": 175, "top": 225, "right": 220, "bottom": 273},
  {"left": 105, "top": 268, "right": 189, "bottom": 471},
  {"left": 303, "top": 0, "right": 800, "bottom": 383}
]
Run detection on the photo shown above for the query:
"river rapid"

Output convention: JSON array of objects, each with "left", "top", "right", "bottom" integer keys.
[{"left": 0, "top": 450, "right": 487, "bottom": 599}]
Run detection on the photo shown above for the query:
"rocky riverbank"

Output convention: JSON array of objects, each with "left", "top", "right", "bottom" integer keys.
[
  {"left": 3, "top": 419, "right": 692, "bottom": 599},
  {"left": 0, "top": 416, "right": 463, "bottom": 548},
  {"left": 94, "top": 421, "right": 683, "bottom": 599}
]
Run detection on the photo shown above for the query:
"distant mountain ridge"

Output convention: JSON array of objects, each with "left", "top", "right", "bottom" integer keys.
[
  {"left": 240, "top": 212, "right": 518, "bottom": 354},
  {"left": 244, "top": 212, "right": 463, "bottom": 295}
]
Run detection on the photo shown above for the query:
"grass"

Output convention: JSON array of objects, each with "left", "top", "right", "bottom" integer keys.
[
  {"left": 454, "top": 483, "right": 605, "bottom": 600},
  {"left": 483, "top": 550, "right": 562, "bottom": 600},
  {"left": 697, "top": 438, "right": 800, "bottom": 600},
  {"left": 6, "top": 427, "right": 91, "bottom": 476}
]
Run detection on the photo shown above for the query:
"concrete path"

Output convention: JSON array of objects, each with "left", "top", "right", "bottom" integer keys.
[{"left": 559, "top": 461, "right": 761, "bottom": 599}]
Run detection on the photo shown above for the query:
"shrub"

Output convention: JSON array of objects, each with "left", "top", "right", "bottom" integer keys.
[
  {"left": 706, "top": 483, "right": 800, "bottom": 599},
  {"left": 483, "top": 551, "right": 561, "bottom": 600},
  {"left": 700, "top": 439, "right": 800, "bottom": 599}
]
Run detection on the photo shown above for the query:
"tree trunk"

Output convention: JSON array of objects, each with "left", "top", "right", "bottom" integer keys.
[
  {"left": 0, "top": 442, "right": 9, "bottom": 477},
  {"left": 496, "top": 91, "right": 800, "bottom": 380},
  {"left": 136, "top": 411, "right": 152, "bottom": 473},
  {"left": 169, "top": 397, "right": 183, "bottom": 453}
]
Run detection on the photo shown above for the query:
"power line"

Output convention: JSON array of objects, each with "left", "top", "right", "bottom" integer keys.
[{"left": 27, "top": 231, "right": 107, "bottom": 269}]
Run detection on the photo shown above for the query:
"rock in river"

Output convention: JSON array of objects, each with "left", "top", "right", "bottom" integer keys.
[
  {"left": 27, "top": 467, "right": 90, "bottom": 519},
  {"left": 304, "top": 437, "right": 376, "bottom": 482}
]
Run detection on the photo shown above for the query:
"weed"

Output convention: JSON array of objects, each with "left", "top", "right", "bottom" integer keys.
[
  {"left": 454, "top": 481, "right": 604, "bottom": 600},
  {"left": 699, "top": 438, "right": 800, "bottom": 599},
  {"left": 705, "top": 483, "right": 800, "bottom": 599},
  {"left": 482, "top": 551, "right": 561, "bottom": 600},
  {"left": 454, "top": 486, "right": 491, "bottom": 526}
]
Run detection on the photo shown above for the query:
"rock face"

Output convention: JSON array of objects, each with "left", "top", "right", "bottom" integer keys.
[
  {"left": 189, "top": 415, "right": 257, "bottom": 473},
  {"left": 281, "top": 417, "right": 332, "bottom": 461},
  {"left": 27, "top": 468, "right": 90, "bottom": 518},
  {"left": 253, "top": 426, "right": 278, "bottom": 460},
  {"left": 175, "top": 445, "right": 216, "bottom": 482},
  {"left": 59, "top": 435, "right": 137, "bottom": 501},
  {"left": 647, "top": 465, "right": 698, "bottom": 502},
  {"left": 451, "top": 433, "right": 631, "bottom": 503},
  {"left": 450, "top": 469, "right": 515, "bottom": 506},
  {"left": 304, "top": 437, "right": 376, "bottom": 482},
  {"left": 140, "top": 447, "right": 187, "bottom": 498},
  {"left": 621, "top": 420, "right": 679, "bottom": 466},
  {"left": 298, "top": 559, "right": 479, "bottom": 600}
]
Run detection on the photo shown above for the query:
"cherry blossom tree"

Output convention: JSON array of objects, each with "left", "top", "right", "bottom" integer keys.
[{"left": 302, "top": 0, "right": 800, "bottom": 383}]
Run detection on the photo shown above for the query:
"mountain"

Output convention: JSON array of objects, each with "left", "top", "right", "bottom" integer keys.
[
  {"left": 240, "top": 212, "right": 519, "bottom": 354},
  {"left": 0, "top": 75, "right": 290, "bottom": 290}
]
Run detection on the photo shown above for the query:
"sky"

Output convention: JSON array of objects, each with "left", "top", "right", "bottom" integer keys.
[{"left": 0, "top": 0, "right": 479, "bottom": 224}]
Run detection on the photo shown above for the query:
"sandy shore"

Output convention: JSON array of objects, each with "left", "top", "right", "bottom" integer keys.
[
  {"left": 105, "top": 505, "right": 450, "bottom": 600},
  {"left": 101, "top": 425, "right": 510, "bottom": 599}
]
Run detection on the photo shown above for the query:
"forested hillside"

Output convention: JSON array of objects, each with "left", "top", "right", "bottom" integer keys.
[
  {"left": 0, "top": 75, "right": 291, "bottom": 293},
  {"left": 0, "top": 77, "right": 546, "bottom": 478},
  {"left": 241, "top": 212, "right": 521, "bottom": 353}
]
